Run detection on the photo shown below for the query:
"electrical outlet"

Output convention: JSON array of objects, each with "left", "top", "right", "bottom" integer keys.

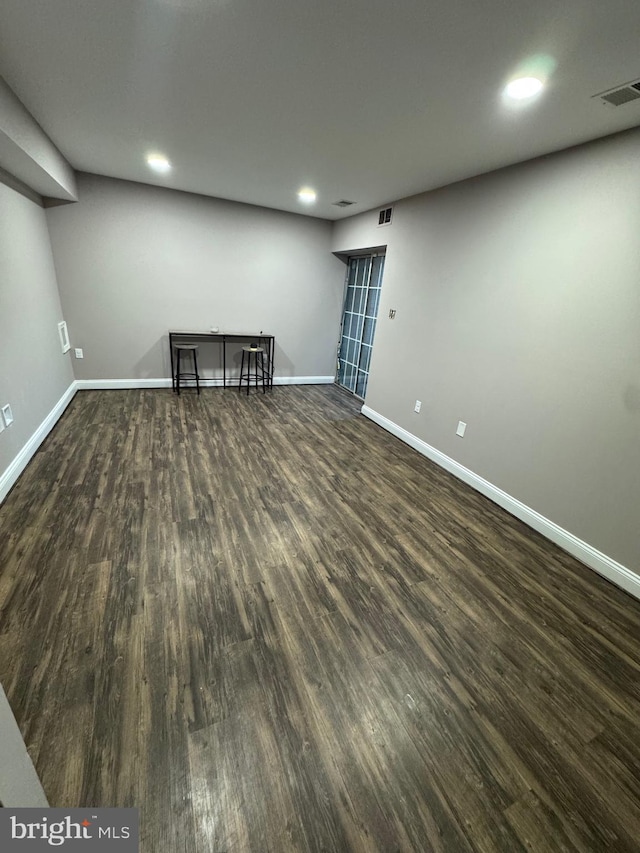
[
  {"left": 2, "top": 404, "right": 14, "bottom": 427},
  {"left": 74, "top": 348, "right": 84, "bottom": 359},
  {"left": 414, "top": 400, "right": 421, "bottom": 413},
  {"left": 388, "top": 309, "right": 396, "bottom": 319},
  {"left": 456, "top": 421, "right": 467, "bottom": 437}
]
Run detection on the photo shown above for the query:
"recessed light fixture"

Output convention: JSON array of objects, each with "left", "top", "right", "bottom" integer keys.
[
  {"left": 146, "top": 153, "right": 172, "bottom": 173},
  {"left": 504, "top": 76, "right": 544, "bottom": 100},
  {"left": 297, "top": 187, "right": 317, "bottom": 203}
]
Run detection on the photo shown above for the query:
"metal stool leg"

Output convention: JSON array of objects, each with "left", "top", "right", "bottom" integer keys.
[
  {"left": 193, "top": 348, "right": 200, "bottom": 395},
  {"left": 253, "top": 350, "right": 258, "bottom": 394},
  {"left": 175, "top": 348, "right": 181, "bottom": 396},
  {"left": 239, "top": 348, "right": 246, "bottom": 393}
]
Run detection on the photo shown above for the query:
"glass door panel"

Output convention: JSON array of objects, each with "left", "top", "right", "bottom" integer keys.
[{"left": 337, "top": 253, "right": 385, "bottom": 399}]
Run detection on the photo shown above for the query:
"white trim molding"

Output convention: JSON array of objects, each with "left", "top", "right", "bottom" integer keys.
[
  {"left": 361, "top": 405, "right": 640, "bottom": 602},
  {"left": 0, "top": 381, "right": 77, "bottom": 505},
  {"left": 75, "top": 376, "right": 335, "bottom": 390},
  {"left": 75, "top": 379, "right": 172, "bottom": 390},
  {"left": 273, "top": 375, "right": 335, "bottom": 386}
]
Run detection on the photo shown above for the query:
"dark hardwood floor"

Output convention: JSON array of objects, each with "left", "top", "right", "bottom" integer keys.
[{"left": 1, "top": 385, "right": 639, "bottom": 852}]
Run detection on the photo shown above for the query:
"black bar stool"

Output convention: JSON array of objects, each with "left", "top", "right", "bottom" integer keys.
[
  {"left": 174, "top": 344, "right": 200, "bottom": 395},
  {"left": 239, "top": 345, "right": 266, "bottom": 395}
]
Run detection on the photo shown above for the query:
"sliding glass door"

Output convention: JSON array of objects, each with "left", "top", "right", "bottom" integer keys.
[{"left": 336, "top": 253, "right": 385, "bottom": 399}]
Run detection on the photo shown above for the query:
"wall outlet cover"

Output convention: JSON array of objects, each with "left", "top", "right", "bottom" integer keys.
[
  {"left": 74, "top": 348, "right": 84, "bottom": 359},
  {"left": 57, "top": 320, "right": 70, "bottom": 354},
  {"left": 2, "top": 404, "right": 14, "bottom": 427}
]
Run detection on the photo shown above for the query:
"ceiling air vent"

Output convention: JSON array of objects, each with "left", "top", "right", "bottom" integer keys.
[
  {"left": 332, "top": 199, "right": 356, "bottom": 207},
  {"left": 594, "top": 79, "right": 640, "bottom": 107},
  {"left": 378, "top": 206, "right": 393, "bottom": 226}
]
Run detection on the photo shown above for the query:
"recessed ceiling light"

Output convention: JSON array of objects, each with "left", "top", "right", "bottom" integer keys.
[
  {"left": 298, "top": 187, "right": 317, "bottom": 203},
  {"left": 146, "top": 154, "right": 172, "bottom": 173},
  {"left": 504, "top": 77, "right": 544, "bottom": 100}
]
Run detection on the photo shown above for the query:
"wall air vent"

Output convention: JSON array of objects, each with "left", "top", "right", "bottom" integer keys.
[
  {"left": 378, "top": 206, "right": 393, "bottom": 226},
  {"left": 332, "top": 199, "right": 356, "bottom": 207},
  {"left": 594, "top": 79, "right": 640, "bottom": 107}
]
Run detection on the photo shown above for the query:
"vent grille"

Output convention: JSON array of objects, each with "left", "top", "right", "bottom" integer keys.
[
  {"left": 378, "top": 206, "right": 393, "bottom": 226},
  {"left": 332, "top": 199, "right": 356, "bottom": 207},
  {"left": 595, "top": 78, "right": 640, "bottom": 107}
]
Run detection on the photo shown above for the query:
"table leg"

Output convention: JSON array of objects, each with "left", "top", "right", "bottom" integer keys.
[
  {"left": 222, "top": 337, "right": 226, "bottom": 387},
  {"left": 170, "top": 335, "right": 175, "bottom": 391},
  {"left": 268, "top": 337, "right": 274, "bottom": 388}
]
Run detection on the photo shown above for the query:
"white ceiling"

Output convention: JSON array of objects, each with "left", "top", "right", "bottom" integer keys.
[{"left": 0, "top": 0, "right": 639, "bottom": 220}]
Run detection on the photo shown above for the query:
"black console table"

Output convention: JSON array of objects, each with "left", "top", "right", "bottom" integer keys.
[{"left": 169, "top": 331, "right": 275, "bottom": 390}]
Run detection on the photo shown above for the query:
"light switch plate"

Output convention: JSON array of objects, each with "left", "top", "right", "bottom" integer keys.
[
  {"left": 456, "top": 420, "right": 466, "bottom": 437},
  {"left": 2, "top": 404, "right": 14, "bottom": 427}
]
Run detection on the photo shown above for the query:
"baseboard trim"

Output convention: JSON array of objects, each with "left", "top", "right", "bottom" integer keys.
[
  {"left": 274, "top": 376, "right": 335, "bottom": 386},
  {"left": 0, "top": 381, "right": 77, "bottom": 505},
  {"left": 75, "top": 376, "right": 335, "bottom": 390},
  {"left": 75, "top": 379, "right": 173, "bottom": 390},
  {"left": 361, "top": 405, "right": 640, "bottom": 601}
]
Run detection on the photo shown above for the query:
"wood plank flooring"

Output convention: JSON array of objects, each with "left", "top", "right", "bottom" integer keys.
[{"left": 1, "top": 385, "right": 640, "bottom": 852}]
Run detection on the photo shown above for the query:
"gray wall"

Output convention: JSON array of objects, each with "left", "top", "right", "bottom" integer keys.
[
  {"left": 0, "top": 683, "right": 48, "bottom": 806},
  {"left": 0, "top": 75, "right": 77, "bottom": 201},
  {"left": 332, "top": 128, "right": 640, "bottom": 572},
  {"left": 46, "top": 174, "right": 345, "bottom": 382},
  {"left": 0, "top": 176, "right": 74, "bottom": 482}
]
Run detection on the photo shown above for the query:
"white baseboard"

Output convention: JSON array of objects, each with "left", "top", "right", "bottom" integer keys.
[
  {"left": 0, "top": 381, "right": 77, "bottom": 505},
  {"left": 361, "top": 405, "right": 640, "bottom": 602},
  {"left": 75, "top": 379, "right": 173, "bottom": 389},
  {"left": 75, "top": 376, "right": 335, "bottom": 390},
  {"left": 274, "top": 376, "right": 335, "bottom": 386}
]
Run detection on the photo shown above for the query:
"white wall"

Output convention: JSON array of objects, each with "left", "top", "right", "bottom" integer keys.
[
  {"left": 0, "top": 176, "right": 75, "bottom": 492},
  {"left": 332, "top": 127, "right": 640, "bottom": 575},
  {"left": 46, "top": 174, "right": 346, "bottom": 383}
]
